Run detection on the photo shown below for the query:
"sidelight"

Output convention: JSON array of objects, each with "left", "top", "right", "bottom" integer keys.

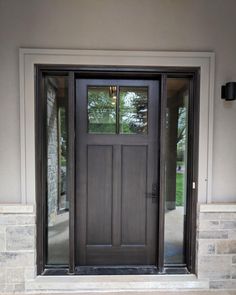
[
  {"left": 164, "top": 77, "right": 190, "bottom": 265},
  {"left": 46, "top": 76, "right": 69, "bottom": 265}
]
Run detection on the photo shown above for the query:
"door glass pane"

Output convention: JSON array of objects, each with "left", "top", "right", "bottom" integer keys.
[
  {"left": 88, "top": 86, "right": 116, "bottom": 133},
  {"left": 164, "top": 78, "right": 189, "bottom": 265},
  {"left": 46, "top": 76, "right": 69, "bottom": 265},
  {"left": 119, "top": 87, "right": 148, "bottom": 134}
]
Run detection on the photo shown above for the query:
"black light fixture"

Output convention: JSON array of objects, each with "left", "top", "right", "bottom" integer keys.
[{"left": 221, "top": 82, "right": 236, "bottom": 101}]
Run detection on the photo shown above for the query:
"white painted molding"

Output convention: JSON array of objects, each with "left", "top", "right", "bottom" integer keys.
[
  {"left": 0, "top": 204, "right": 34, "bottom": 214},
  {"left": 200, "top": 203, "right": 236, "bottom": 213},
  {"left": 19, "top": 49, "right": 215, "bottom": 204}
]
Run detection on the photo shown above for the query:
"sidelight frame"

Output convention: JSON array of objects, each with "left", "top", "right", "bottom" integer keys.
[{"left": 35, "top": 65, "right": 199, "bottom": 275}]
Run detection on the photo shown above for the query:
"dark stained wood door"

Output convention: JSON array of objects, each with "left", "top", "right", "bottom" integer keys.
[{"left": 75, "top": 79, "right": 159, "bottom": 268}]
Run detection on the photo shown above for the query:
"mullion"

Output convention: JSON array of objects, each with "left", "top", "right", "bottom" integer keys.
[
  {"left": 116, "top": 85, "right": 120, "bottom": 134},
  {"left": 68, "top": 71, "right": 75, "bottom": 274}
]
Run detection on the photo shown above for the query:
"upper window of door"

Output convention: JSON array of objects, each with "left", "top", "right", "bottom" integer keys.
[
  {"left": 88, "top": 86, "right": 116, "bottom": 134},
  {"left": 87, "top": 85, "right": 148, "bottom": 134}
]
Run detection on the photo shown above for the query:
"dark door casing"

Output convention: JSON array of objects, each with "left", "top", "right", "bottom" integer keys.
[
  {"left": 35, "top": 66, "right": 199, "bottom": 276},
  {"left": 75, "top": 79, "right": 160, "bottom": 268}
]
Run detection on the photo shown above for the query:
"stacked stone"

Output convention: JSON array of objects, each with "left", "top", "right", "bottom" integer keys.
[
  {"left": 197, "top": 204, "right": 236, "bottom": 289},
  {"left": 0, "top": 205, "right": 36, "bottom": 292}
]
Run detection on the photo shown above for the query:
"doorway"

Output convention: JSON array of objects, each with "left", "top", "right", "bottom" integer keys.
[{"left": 35, "top": 67, "right": 199, "bottom": 275}]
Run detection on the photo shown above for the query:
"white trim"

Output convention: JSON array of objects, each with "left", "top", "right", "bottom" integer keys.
[
  {"left": 206, "top": 55, "right": 215, "bottom": 203},
  {"left": 200, "top": 203, "right": 236, "bottom": 213},
  {"left": 0, "top": 204, "right": 34, "bottom": 214},
  {"left": 19, "top": 50, "right": 26, "bottom": 204},
  {"left": 19, "top": 49, "right": 215, "bottom": 204}
]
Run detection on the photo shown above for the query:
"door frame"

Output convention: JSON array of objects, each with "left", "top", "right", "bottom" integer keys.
[{"left": 35, "top": 65, "right": 199, "bottom": 275}]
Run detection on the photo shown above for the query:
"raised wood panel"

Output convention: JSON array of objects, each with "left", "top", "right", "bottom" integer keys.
[
  {"left": 87, "top": 145, "right": 113, "bottom": 245},
  {"left": 121, "top": 145, "right": 147, "bottom": 245},
  {"left": 86, "top": 245, "right": 147, "bottom": 265}
]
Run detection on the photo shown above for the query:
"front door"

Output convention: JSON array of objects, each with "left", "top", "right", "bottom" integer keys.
[{"left": 75, "top": 79, "right": 160, "bottom": 270}]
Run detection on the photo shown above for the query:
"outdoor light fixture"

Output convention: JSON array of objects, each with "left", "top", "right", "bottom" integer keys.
[{"left": 221, "top": 82, "right": 236, "bottom": 101}]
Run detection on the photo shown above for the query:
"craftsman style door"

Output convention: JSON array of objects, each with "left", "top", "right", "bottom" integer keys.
[{"left": 75, "top": 79, "right": 159, "bottom": 270}]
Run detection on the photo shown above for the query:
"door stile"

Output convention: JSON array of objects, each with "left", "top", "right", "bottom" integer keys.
[
  {"left": 157, "top": 74, "right": 167, "bottom": 272},
  {"left": 76, "top": 79, "right": 89, "bottom": 266},
  {"left": 185, "top": 72, "right": 199, "bottom": 273},
  {"left": 68, "top": 71, "right": 76, "bottom": 273},
  {"left": 36, "top": 68, "right": 47, "bottom": 274}
]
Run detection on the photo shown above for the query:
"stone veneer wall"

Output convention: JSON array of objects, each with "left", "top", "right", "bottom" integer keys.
[
  {"left": 197, "top": 204, "right": 236, "bottom": 290},
  {"left": 0, "top": 205, "right": 36, "bottom": 292}
]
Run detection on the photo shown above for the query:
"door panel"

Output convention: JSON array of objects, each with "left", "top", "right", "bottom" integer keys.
[
  {"left": 76, "top": 79, "right": 159, "bottom": 267},
  {"left": 121, "top": 145, "right": 147, "bottom": 245},
  {"left": 87, "top": 145, "right": 113, "bottom": 245}
]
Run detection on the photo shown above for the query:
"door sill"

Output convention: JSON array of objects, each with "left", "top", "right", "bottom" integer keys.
[
  {"left": 75, "top": 265, "right": 159, "bottom": 275},
  {"left": 43, "top": 266, "right": 190, "bottom": 276}
]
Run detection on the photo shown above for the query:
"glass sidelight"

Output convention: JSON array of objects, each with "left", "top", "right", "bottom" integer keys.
[
  {"left": 45, "top": 76, "right": 69, "bottom": 265},
  {"left": 164, "top": 77, "right": 190, "bottom": 265}
]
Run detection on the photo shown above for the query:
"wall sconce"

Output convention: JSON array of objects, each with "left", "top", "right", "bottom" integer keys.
[{"left": 221, "top": 82, "right": 236, "bottom": 101}]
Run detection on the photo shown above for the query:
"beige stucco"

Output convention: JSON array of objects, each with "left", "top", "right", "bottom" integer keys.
[{"left": 0, "top": 0, "right": 236, "bottom": 203}]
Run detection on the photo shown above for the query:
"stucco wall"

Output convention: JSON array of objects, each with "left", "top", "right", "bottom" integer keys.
[{"left": 0, "top": 0, "right": 236, "bottom": 203}]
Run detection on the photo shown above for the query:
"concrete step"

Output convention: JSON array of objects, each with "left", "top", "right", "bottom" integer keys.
[{"left": 25, "top": 274, "right": 209, "bottom": 292}]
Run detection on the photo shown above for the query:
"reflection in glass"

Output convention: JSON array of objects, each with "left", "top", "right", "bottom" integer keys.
[
  {"left": 164, "top": 78, "right": 189, "bottom": 265},
  {"left": 88, "top": 86, "right": 116, "bottom": 133},
  {"left": 46, "top": 76, "right": 69, "bottom": 265},
  {"left": 119, "top": 87, "right": 148, "bottom": 134},
  {"left": 58, "top": 106, "right": 68, "bottom": 212}
]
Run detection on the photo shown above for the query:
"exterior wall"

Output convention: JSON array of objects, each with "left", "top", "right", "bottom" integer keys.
[
  {"left": 197, "top": 204, "right": 236, "bottom": 290},
  {"left": 0, "top": 0, "right": 236, "bottom": 290},
  {"left": 0, "top": 0, "right": 236, "bottom": 203}
]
